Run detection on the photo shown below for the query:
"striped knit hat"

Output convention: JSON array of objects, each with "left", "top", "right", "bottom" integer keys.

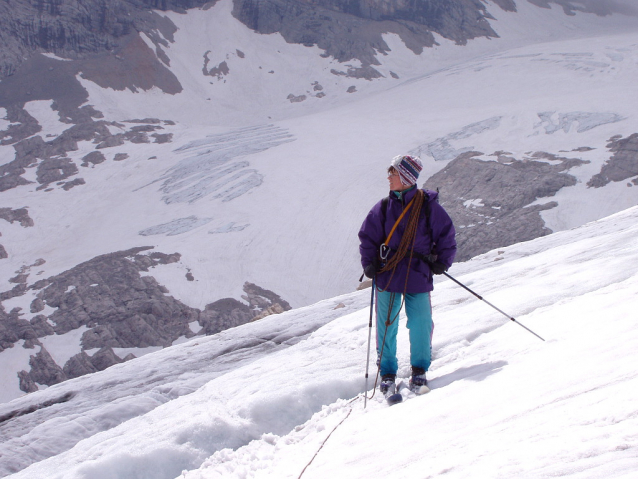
[{"left": 390, "top": 155, "right": 423, "bottom": 186}]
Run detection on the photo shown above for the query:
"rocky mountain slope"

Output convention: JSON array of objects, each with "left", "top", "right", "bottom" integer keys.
[
  {"left": 1, "top": 245, "right": 290, "bottom": 399},
  {"left": 0, "top": 0, "right": 519, "bottom": 83},
  {"left": 424, "top": 132, "right": 638, "bottom": 261}
]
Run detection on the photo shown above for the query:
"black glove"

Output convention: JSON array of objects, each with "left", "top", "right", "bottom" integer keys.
[
  {"left": 363, "top": 257, "right": 381, "bottom": 278},
  {"left": 430, "top": 261, "right": 447, "bottom": 275}
]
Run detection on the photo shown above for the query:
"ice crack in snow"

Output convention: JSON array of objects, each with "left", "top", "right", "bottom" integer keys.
[{"left": 154, "top": 125, "right": 295, "bottom": 204}]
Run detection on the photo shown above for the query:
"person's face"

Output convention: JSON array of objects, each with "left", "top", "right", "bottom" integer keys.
[{"left": 388, "top": 168, "right": 409, "bottom": 191}]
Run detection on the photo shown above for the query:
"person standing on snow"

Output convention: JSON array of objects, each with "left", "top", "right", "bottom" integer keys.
[{"left": 358, "top": 155, "right": 457, "bottom": 397}]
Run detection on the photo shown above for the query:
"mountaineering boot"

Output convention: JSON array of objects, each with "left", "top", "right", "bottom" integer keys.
[
  {"left": 409, "top": 366, "right": 430, "bottom": 395},
  {"left": 380, "top": 374, "right": 403, "bottom": 406},
  {"left": 379, "top": 374, "right": 396, "bottom": 396}
]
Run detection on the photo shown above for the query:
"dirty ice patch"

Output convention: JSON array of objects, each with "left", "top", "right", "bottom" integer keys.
[
  {"left": 23, "top": 100, "right": 71, "bottom": 138},
  {"left": 148, "top": 124, "right": 294, "bottom": 204},
  {"left": 536, "top": 111, "right": 625, "bottom": 134},
  {"left": 139, "top": 216, "right": 214, "bottom": 236}
]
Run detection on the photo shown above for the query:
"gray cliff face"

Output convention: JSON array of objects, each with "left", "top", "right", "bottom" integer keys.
[
  {"left": 0, "top": 0, "right": 518, "bottom": 88},
  {"left": 0, "top": 0, "right": 501, "bottom": 89},
  {"left": 1, "top": 246, "right": 292, "bottom": 395},
  {"left": 424, "top": 151, "right": 587, "bottom": 262},
  {"left": 0, "top": 2, "right": 184, "bottom": 165},
  {"left": 232, "top": 0, "right": 511, "bottom": 76},
  {"left": 0, "top": 0, "right": 212, "bottom": 80},
  {"left": 0, "top": 0, "right": 621, "bottom": 87}
]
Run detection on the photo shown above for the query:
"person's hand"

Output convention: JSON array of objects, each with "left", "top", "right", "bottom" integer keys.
[
  {"left": 430, "top": 262, "right": 447, "bottom": 275},
  {"left": 364, "top": 258, "right": 380, "bottom": 278}
]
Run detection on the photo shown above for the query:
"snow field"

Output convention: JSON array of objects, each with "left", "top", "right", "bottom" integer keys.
[
  {"left": 181, "top": 207, "right": 638, "bottom": 479},
  {"left": 7, "top": 203, "right": 636, "bottom": 479},
  {"left": 0, "top": 292, "right": 371, "bottom": 477}
]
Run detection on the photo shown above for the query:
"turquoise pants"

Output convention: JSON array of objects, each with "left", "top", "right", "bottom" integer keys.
[{"left": 376, "top": 290, "right": 433, "bottom": 377}]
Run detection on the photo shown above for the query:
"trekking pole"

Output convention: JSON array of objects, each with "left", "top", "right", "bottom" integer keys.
[
  {"left": 364, "top": 276, "right": 375, "bottom": 408},
  {"left": 443, "top": 272, "right": 545, "bottom": 342}
]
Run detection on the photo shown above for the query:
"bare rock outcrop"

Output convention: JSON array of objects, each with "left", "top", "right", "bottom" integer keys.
[
  {"left": 199, "top": 298, "right": 254, "bottom": 335},
  {"left": 0, "top": 207, "right": 34, "bottom": 227},
  {"left": 199, "top": 282, "right": 292, "bottom": 334},
  {"left": 17, "top": 370, "right": 38, "bottom": 394},
  {"left": 62, "top": 351, "right": 98, "bottom": 379},
  {"left": 252, "top": 303, "right": 286, "bottom": 321},
  {"left": 0, "top": 307, "right": 38, "bottom": 352},
  {"left": 0, "top": 246, "right": 291, "bottom": 396},
  {"left": 30, "top": 247, "right": 196, "bottom": 346},
  {"left": 587, "top": 133, "right": 638, "bottom": 188},
  {"left": 424, "top": 151, "right": 587, "bottom": 262},
  {"left": 63, "top": 347, "right": 124, "bottom": 379},
  {"left": 26, "top": 346, "right": 67, "bottom": 387}
]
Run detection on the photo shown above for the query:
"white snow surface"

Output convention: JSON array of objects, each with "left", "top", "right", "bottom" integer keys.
[
  {"left": 1, "top": 205, "right": 637, "bottom": 478},
  {"left": 22, "top": 100, "right": 69, "bottom": 138}
]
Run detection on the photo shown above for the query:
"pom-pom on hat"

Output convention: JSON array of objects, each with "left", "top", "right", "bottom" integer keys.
[{"left": 390, "top": 155, "right": 423, "bottom": 186}]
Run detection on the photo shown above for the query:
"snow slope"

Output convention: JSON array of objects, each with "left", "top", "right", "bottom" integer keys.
[{"left": 2, "top": 204, "right": 637, "bottom": 478}]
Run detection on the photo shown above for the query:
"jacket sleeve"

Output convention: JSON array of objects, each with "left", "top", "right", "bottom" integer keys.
[
  {"left": 358, "top": 199, "right": 386, "bottom": 268},
  {"left": 429, "top": 201, "right": 457, "bottom": 268}
]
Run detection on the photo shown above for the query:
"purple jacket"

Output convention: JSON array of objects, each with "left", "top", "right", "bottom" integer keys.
[{"left": 359, "top": 188, "right": 457, "bottom": 293}]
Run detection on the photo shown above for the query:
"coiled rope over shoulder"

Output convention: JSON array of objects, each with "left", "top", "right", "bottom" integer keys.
[{"left": 377, "top": 189, "right": 426, "bottom": 292}]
